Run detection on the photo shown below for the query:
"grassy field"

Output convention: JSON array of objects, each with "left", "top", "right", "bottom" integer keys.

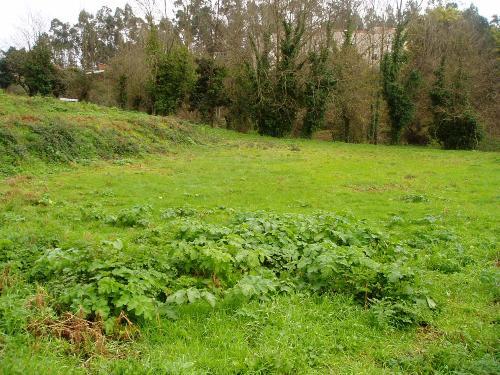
[{"left": 0, "top": 94, "right": 499, "bottom": 374}]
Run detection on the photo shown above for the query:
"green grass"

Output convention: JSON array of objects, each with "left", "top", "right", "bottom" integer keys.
[{"left": 0, "top": 93, "right": 499, "bottom": 374}]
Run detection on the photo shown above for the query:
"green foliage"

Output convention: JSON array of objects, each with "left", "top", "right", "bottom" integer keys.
[
  {"left": 271, "top": 18, "right": 305, "bottom": 137},
  {"left": 247, "top": 32, "right": 274, "bottom": 135},
  {"left": 226, "top": 65, "right": 255, "bottom": 132},
  {"left": 302, "top": 48, "right": 336, "bottom": 138},
  {"left": 31, "top": 240, "right": 171, "bottom": 326},
  {"left": 190, "top": 57, "right": 229, "bottom": 124},
  {"left": 2, "top": 37, "right": 64, "bottom": 97},
  {"left": 116, "top": 74, "right": 128, "bottom": 109},
  {"left": 434, "top": 111, "right": 483, "bottom": 150},
  {"left": 430, "top": 59, "right": 483, "bottom": 150},
  {"left": 0, "top": 51, "right": 16, "bottom": 89},
  {"left": 381, "top": 25, "right": 420, "bottom": 144},
  {"left": 30, "top": 208, "right": 435, "bottom": 328},
  {"left": 402, "top": 193, "right": 429, "bottom": 203},
  {"left": 24, "top": 38, "right": 65, "bottom": 96},
  {"left": 149, "top": 46, "right": 197, "bottom": 116},
  {"left": 248, "top": 18, "right": 306, "bottom": 137},
  {"left": 106, "top": 205, "right": 152, "bottom": 227}
]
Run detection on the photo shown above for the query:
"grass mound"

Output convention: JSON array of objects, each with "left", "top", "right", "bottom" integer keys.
[{"left": 0, "top": 92, "right": 206, "bottom": 174}]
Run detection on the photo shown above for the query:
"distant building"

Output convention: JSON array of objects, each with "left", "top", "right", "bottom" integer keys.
[
  {"left": 85, "top": 63, "right": 108, "bottom": 75},
  {"left": 332, "top": 27, "right": 396, "bottom": 65}
]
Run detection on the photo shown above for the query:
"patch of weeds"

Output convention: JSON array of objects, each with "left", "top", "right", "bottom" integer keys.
[
  {"left": 425, "top": 244, "right": 474, "bottom": 274},
  {"left": 387, "top": 214, "right": 405, "bottom": 227},
  {"left": 112, "top": 158, "right": 134, "bottom": 165},
  {"left": 31, "top": 240, "right": 171, "bottom": 330},
  {"left": 369, "top": 298, "right": 435, "bottom": 329},
  {"left": 413, "top": 215, "right": 441, "bottom": 225},
  {"left": 1, "top": 212, "right": 26, "bottom": 223},
  {"left": 402, "top": 193, "right": 429, "bottom": 203},
  {"left": 93, "top": 188, "right": 115, "bottom": 197},
  {"left": 383, "top": 343, "right": 499, "bottom": 374},
  {"left": 12, "top": 210, "right": 435, "bottom": 331},
  {"left": 161, "top": 207, "right": 197, "bottom": 219},
  {"left": 33, "top": 193, "right": 54, "bottom": 206},
  {"left": 479, "top": 268, "right": 500, "bottom": 302},
  {"left": 106, "top": 205, "right": 152, "bottom": 227},
  {"left": 9, "top": 207, "right": 447, "bottom": 338},
  {"left": 29, "top": 121, "right": 89, "bottom": 162},
  {"left": 0, "top": 128, "right": 26, "bottom": 172},
  {"left": 406, "top": 226, "right": 458, "bottom": 249},
  {"left": 28, "top": 311, "right": 108, "bottom": 356},
  {"left": 80, "top": 205, "right": 106, "bottom": 222}
]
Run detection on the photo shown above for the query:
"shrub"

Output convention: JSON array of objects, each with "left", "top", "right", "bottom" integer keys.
[
  {"left": 0, "top": 128, "right": 25, "bottom": 170},
  {"left": 434, "top": 111, "right": 482, "bottom": 150},
  {"left": 430, "top": 58, "right": 482, "bottom": 150}
]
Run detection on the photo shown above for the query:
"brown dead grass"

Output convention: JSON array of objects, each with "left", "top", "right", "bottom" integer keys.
[
  {"left": 4, "top": 174, "right": 33, "bottom": 187},
  {"left": 20, "top": 115, "right": 41, "bottom": 123},
  {"left": 0, "top": 266, "right": 16, "bottom": 293},
  {"left": 0, "top": 188, "right": 42, "bottom": 204},
  {"left": 27, "top": 288, "right": 139, "bottom": 358},
  {"left": 29, "top": 311, "right": 108, "bottom": 355},
  {"left": 347, "top": 183, "right": 403, "bottom": 193}
]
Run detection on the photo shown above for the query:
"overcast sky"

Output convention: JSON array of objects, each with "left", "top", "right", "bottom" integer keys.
[
  {"left": 0, "top": 1, "right": 146, "bottom": 50},
  {"left": 1, "top": 0, "right": 498, "bottom": 50}
]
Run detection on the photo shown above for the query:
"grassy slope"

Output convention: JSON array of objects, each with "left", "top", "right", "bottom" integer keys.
[
  {"left": 0, "top": 91, "right": 211, "bottom": 175},
  {"left": 0, "top": 94, "right": 499, "bottom": 374}
]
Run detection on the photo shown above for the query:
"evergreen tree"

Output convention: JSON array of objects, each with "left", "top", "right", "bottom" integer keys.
[
  {"left": 150, "top": 46, "right": 197, "bottom": 116},
  {"left": 249, "top": 17, "right": 306, "bottom": 138},
  {"left": 381, "top": 24, "right": 420, "bottom": 144},
  {"left": 302, "top": 48, "right": 336, "bottom": 138},
  {"left": 272, "top": 18, "right": 305, "bottom": 137},
  {"left": 247, "top": 32, "right": 274, "bottom": 135},
  {"left": 430, "top": 58, "right": 482, "bottom": 149},
  {"left": 0, "top": 51, "right": 16, "bottom": 89},
  {"left": 2, "top": 39, "right": 63, "bottom": 97},
  {"left": 190, "top": 57, "right": 229, "bottom": 124}
]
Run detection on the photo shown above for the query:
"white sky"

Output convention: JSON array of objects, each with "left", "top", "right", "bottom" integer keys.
[
  {"left": 0, "top": 0, "right": 145, "bottom": 50},
  {"left": 1, "top": 0, "right": 499, "bottom": 50}
]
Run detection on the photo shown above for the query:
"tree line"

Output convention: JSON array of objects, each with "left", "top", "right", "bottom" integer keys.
[{"left": 0, "top": 0, "right": 498, "bottom": 150}]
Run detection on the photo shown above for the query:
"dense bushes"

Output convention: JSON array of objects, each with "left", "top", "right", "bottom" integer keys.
[
  {"left": 149, "top": 46, "right": 197, "bottom": 116},
  {"left": 190, "top": 57, "right": 229, "bottom": 124},
  {"left": 430, "top": 59, "right": 482, "bottom": 150},
  {"left": 434, "top": 112, "right": 482, "bottom": 150},
  {"left": 0, "top": 38, "right": 63, "bottom": 97}
]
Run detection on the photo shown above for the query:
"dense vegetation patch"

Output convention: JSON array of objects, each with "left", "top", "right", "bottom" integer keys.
[{"left": 1, "top": 206, "right": 446, "bottom": 336}]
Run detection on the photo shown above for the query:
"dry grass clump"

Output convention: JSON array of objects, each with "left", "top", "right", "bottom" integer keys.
[{"left": 27, "top": 291, "right": 139, "bottom": 357}]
